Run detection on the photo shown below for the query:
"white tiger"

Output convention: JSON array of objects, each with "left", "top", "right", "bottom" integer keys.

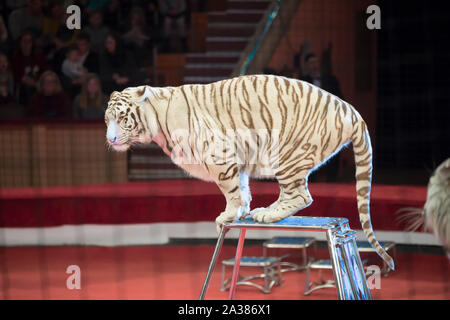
[{"left": 105, "top": 74, "right": 395, "bottom": 270}]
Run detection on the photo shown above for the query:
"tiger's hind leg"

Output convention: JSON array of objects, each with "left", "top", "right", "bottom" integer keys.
[{"left": 251, "top": 174, "right": 313, "bottom": 223}]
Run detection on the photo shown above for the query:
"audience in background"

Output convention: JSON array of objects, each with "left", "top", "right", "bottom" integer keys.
[
  {"left": 122, "top": 6, "right": 152, "bottom": 51},
  {"left": 28, "top": 70, "right": 71, "bottom": 118},
  {"left": 75, "top": 32, "right": 99, "bottom": 74},
  {"left": 103, "top": 0, "right": 124, "bottom": 33},
  {"left": 0, "top": 53, "right": 14, "bottom": 104},
  {"left": 158, "top": 0, "right": 187, "bottom": 52},
  {"left": 100, "top": 33, "right": 136, "bottom": 93},
  {"left": 8, "top": 0, "right": 44, "bottom": 41},
  {"left": 41, "top": 2, "right": 64, "bottom": 42},
  {"left": 144, "top": 0, "right": 160, "bottom": 30},
  {"left": 86, "top": 0, "right": 110, "bottom": 12},
  {"left": 11, "top": 30, "right": 48, "bottom": 105},
  {"left": 73, "top": 73, "right": 107, "bottom": 119},
  {"left": 61, "top": 45, "right": 86, "bottom": 85},
  {"left": 0, "top": 16, "right": 10, "bottom": 53},
  {"left": 85, "top": 10, "right": 110, "bottom": 54},
  {"left": 301, "top": 53, "right": 343, "bottom": 99},
  {"left": 0, "top": 0, "right": 196, "bottom": 119}
]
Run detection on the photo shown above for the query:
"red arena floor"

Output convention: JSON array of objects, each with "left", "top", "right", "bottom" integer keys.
[{"left": 0, "top": 244, "right": 448, "bottom": 300}]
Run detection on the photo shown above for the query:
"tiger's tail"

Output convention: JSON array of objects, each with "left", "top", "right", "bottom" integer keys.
[{"left": 352, "top": 120, "right": 395, "bottom": 271}]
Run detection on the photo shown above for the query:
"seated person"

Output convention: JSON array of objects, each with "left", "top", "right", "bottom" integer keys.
[
  {"left": 122, "top": 6, "right": 152, "bottom": 49},
  {"left": 73, "top": 73, "right": 108, "bottom": 119},
  {"left": 8, "top": 0, "right": 44, "bottom": 41},
  {"left": 100, "top": 33, "right": 136, "bottom": 93},
  {"left": 0, "top": 16, "right": 12, "bottom": 54},
  {"left": 102, "top": 0, "right": 125, "bottom": 33},
  {"left": 28, "top": 70, "right": 71, "bottom": 118},
  {"left": 301, "top": 53, "right": 343, "bottom": 99},
  {"left": 61, "top": 45, "right": 87, "bottom": 96},
  {"left": 75, "top": 32, "right": 100, "bottom": 74},
  {"left": 158, "top": 0, "right": 187, "bottom": 52},
  {"left": 41, "top": 2, "right": 78, "bottom": 64},
  {"left": 84, "top": 9, "right": 110, "bottom": 54},
  {"left": 61, "top": 46, "right": 86, "bottom": 81},
  {"left": 10, "top": 30, "right": 48, "bottom": 105},
  {"left": 0, "top": 53, "right": 15, "bottom": 104}
]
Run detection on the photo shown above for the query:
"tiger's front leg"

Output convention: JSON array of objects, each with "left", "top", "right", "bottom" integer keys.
[{"left": 208, "top": 163, "right": 251, "bottom": 232}]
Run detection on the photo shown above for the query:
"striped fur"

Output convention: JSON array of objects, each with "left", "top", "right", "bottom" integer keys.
[
  {"left": 397, "top": 158, "right": 450, "bottom": 253},
  {"left": 105, "top": 74, "right": 395, "bottom": 270}
]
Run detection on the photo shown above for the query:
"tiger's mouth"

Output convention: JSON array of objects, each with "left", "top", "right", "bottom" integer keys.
[{"left": 109, "top": 141, "right": 131, "bottom": 152}]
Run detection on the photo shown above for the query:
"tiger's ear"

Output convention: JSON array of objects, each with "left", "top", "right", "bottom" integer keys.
[
  {"left": 436, "top": 158, "right": 450, "bottom": 181},
  {"left": 109, "top": 91, "right": 119, "bottom": 100},
  {"left": 137, "top": 86, "right": 153, "bottom": 102}
]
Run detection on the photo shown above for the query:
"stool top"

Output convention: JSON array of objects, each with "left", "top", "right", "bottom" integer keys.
[
  {"left": 309, "top": 259, "right": 333, "bottom": 269},
  {"left": 356, "top": 241, "right": 395, "bottom": 252},
  {"left": 222, "top": 256, "right": 281, "bottom": 267},
  {"left": 263, "top": 236, "right": 316, "bottom": 248},
  {"left": 225, "top": 216, "right": 349, "bottom": 231}
]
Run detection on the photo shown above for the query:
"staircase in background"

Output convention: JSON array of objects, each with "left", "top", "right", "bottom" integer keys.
[{"left": 184, "top": 0, "right": 272, "bottom": 84}]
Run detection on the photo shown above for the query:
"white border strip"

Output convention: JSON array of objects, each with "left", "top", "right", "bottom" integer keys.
[{"left": 0, "top": 223, "right": 442, "bottom": 247}]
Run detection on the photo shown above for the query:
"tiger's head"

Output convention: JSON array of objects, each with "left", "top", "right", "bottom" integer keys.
[{"left": 105, "top": 87, "right": 154, "bottom": 152}]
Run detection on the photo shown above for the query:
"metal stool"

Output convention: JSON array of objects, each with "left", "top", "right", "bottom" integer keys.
[
  {"left": 304, "top": 260, "right": 335, "bottom": 295},
  {"left": 356, "top": 241, "right": 397, "bottom": 276},
  {"left": 220, "top": 256, "right": 283, "bottom": 294},
  {"left": 199, "top": 216, "right": 373, "bottom": 300},
  {"left": 263, "top": 237, "right": 317, "bottom": 272}
]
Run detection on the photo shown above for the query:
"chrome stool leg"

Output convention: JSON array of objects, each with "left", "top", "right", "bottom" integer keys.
[
  {"left": 199, "top": 226, "right": 227, "bottom": 300},
  {"left": 228, "top": 228, "right": 246, "bottom": 300}
]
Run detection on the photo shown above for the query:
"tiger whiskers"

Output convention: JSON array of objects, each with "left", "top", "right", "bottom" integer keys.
[{"left": 395, "top": 207, "right": 425, "bottom": 232}]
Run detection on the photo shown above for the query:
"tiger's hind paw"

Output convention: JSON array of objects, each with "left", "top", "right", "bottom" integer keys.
[{"left": 251, "top": 207, "right": 284, "bottom": 223}]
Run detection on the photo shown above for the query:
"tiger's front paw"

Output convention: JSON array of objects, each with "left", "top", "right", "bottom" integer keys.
[{"left": 215, "top": 210, "right": 237, "bottom": 234}]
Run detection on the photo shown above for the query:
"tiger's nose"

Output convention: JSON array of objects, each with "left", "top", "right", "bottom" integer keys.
[{"left": 107, "top": 120, "right": 117, "bottom": 143}]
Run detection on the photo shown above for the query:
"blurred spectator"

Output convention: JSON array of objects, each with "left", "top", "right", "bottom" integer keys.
[
  {"left": 41, "top": 2, "right": 64, "bottom": 61},
  {"left": 300, "top": 52, "right": 343, "bottom": 182},
  {"left": 61, "top": 45, "right": 87, "bottom": 85},
  {"left": 100, "top": 33, "right": 136, "bottom": 93},
  {"left": 86, "top": 0, "right": 110, "bottom": 11},
  {"left": 73, "top": 73, "right": 107, "bottom": 119},
  {"left": 0, "top": 16, "right": 11, "bottom": 53},
  {"left": 85, "top": 9, "right": 110, "bottom": 54},
  {"left": 158, "top": 0, "right": 187, "bottom": 52},
  {"left": 5, "top": 0, "right": 28, "bottom": 13},
  {"left": 0, "top": 53, "right": 15, "bottom": 104},
  {"left": 29, "top": 70, "right": 71, "bottom": 118},
  {"left": 11, "top": 30, "right": 48, "bottom": 105},
  {"left": 41, "top": 2, "right": 64, "bottom": 41},
  {"left": 122, "top": 6, "right": 152, "bottom": 50},
  {"left": 293, "top": 40, "right": 311, "bottom": 78},
  {"left": 143, "top": 0, "right": 160, "bottom": 30},
  {"left": 44, "top": 6, "right": 81, "bottom": 72},
  {"left": 75, "top": 32, "right": 100, "bottom": 74},
  {"left": 8, "top": 0, "right": 44, "bottom": 41},
  {"left": 103, "top": 0, "right": 124, "bottom": 33},
  {"left": 301, "top": 53, "right": 343, "bottom": 99}
]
